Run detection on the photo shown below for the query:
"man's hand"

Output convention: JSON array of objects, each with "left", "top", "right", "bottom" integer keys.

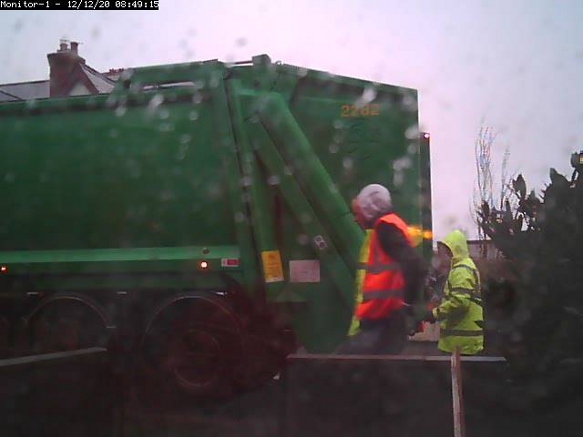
[
  {"left": 404, "top": 303, "right": 436, "bottom": 330},
  {"left": 423, "top": 309, "right": 436, "bottom": 324}
]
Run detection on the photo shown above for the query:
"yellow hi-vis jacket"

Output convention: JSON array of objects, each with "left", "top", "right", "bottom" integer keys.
[
  {"left": 348, "top": 230, "right": 373, "bottom": 336},
  {"left": 433, "top": 230, "right": 484, "bottom": 355}
]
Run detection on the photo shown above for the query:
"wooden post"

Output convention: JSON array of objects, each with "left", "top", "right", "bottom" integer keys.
[{"left": 451, "top": 347, "right": 466, "bottom": 437}]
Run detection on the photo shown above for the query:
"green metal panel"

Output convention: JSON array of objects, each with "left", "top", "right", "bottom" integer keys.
[
  {"left": 0, "top": 91, "right": 231, "bottom": 251},
  {"left": 0, "top": 246, "right": 240, "bottom": 274},
  {"left": 419, "top": 132, "right": 434, "bottom": 261},
  {"left": 0, "top": 54, "right": 432, "bottom": 353}
]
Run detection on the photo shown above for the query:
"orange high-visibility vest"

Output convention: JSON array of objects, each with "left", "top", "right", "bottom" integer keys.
[{"left": 356, "top": 213, "right": 413, "bottom": 320}]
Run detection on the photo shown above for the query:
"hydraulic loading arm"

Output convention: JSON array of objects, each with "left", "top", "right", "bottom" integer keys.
[{"left": 228, "top": 82, "right": 364, "bottom": 320}]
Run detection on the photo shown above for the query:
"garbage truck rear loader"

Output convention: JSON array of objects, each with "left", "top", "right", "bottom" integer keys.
[{"left": 0, "top": 55, "right": 432, "bottom": 397}]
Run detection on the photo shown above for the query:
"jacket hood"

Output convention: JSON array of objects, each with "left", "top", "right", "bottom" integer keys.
[{"left": 440, "top": 230, "right": 470, "bottom": 263}]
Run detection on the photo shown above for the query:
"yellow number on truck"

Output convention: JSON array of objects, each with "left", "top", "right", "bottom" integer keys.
[{"left": 261, "top": 250, "right": 284, "bottom": 283}]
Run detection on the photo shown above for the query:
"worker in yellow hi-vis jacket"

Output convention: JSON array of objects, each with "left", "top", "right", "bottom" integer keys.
[{"left": 423, "top": 230, "right": 484, "bottom": 355}]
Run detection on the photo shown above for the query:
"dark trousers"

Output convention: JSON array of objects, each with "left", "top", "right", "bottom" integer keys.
[
  {"left": 336, "top": 309, "right": 408, "bottom": 355},
  {"left": 332, "top": 310, "right": 410, "bottom": 421}
]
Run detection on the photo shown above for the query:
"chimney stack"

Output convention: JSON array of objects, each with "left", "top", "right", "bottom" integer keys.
[{"left": 47, "top": 40, "right": 85, "bottom": 97}]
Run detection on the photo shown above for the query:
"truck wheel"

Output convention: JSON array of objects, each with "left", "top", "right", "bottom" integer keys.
[
  {"left": 22, "top": 295, "right": 110, "bottom": 354},
  {"left": 139, "top": 293, "right": 244, "bottom": 400}
]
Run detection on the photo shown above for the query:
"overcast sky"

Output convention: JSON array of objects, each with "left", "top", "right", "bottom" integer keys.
[{"left": 1, "top": 0, "right": 582, "bottom": 240}]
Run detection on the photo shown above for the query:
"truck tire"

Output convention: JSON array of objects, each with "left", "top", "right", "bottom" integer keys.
[
  {"left": 21, "top": 293, "right": 110, "bottom": 354},
  {"left": 138, "top": 292, "right": 244, "bottom": 400}
]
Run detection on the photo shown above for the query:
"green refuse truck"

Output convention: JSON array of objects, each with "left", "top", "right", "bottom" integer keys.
[{"left": 0, "top": 54, "right": 432, "bottom": 397}]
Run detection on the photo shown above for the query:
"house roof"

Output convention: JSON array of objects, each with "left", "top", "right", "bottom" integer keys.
[
  {"left": 0, "top": 41, "right": 120, "bottom": 101},
  {"left": 0, "top": 67, "right": 117, "bottom": 102},
  {"left": 0, "top": 80, "right": 50, "bottom": 102},
  {"left": 80, "top": 63, "right": 116, "bottom": 93}
]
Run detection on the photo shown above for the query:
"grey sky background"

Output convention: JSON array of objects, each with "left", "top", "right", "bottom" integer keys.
[{"left": 1, "top": 0, "right": 582, "bottom": 241}]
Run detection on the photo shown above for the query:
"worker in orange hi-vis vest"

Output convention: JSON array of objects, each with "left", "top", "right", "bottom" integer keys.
[{"left": 337, "top": 184, "right": 427, "bottom": 355}]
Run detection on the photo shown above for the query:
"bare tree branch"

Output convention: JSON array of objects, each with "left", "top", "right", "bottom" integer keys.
[
  {"left": 473, "top": 124, "right": 497, "bottom": 244},
  {"left": 472, "top": 122, "right": 516, "bottom": 258}
]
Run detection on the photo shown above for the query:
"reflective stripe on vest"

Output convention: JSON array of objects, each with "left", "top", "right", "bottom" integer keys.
[
  {"left": 446, "top": 265, "right": 481, "bottom": 303},
  {"left": 441, "top": 328, "right": 483, "bottom": 337},
  {"left": 362, "top": 288, "right": 404, "bottom": 301},
  {"left": 447, "top": 265, "right": 480, "bottom": 294},
  {"left": 358, "top": 262, "right": 402, "bottom": 274},
  {"left": 448, "top": 287, "right": 482, "bottom": 305}
]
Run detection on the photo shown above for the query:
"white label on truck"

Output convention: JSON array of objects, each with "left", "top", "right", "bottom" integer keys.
[{"left": 289, "top": 260, "right": 320, "bottom": 283}]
